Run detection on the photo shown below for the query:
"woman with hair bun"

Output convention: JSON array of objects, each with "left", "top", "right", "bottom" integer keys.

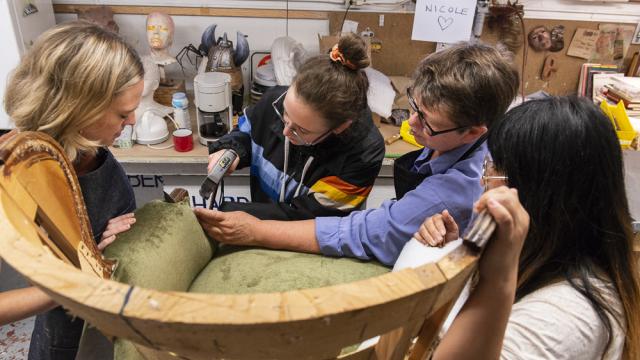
[{"left": 205, "top": 32, "right": 385, "bottom": 220}]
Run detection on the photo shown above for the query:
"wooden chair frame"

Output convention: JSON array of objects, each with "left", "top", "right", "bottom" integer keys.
[{"left": 0, "top": 132, "right": 479, "bottom": 360}]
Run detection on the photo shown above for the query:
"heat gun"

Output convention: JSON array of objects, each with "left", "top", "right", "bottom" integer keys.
[{"left": 199, "top": 149, "right": 238, "bottom": 209}]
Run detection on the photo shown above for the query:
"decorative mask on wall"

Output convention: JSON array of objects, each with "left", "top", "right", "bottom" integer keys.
[
  {"left": 549, "top": 25, "right": 565, "bottom": 52},
  {"left": 528, "top": 25, "right": 565, "bottom": 52},
  {"left": 528, "top": 26, "right": 551, "bottom": 51}
]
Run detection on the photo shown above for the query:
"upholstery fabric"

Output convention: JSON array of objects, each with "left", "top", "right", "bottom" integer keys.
[
  {"left": 107, "top": 200, "right": 389, "bottom": 360},
  {"left": 189, "top": 245, "right": 390, "bottom": 294},
  {"left": 104, "top": 200, "right": 215, "bottom": 291}
]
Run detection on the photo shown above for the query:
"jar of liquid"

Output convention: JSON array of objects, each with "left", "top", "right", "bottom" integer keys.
[{"left": 172, "top": 92, "right": 191, "bottom": 129}]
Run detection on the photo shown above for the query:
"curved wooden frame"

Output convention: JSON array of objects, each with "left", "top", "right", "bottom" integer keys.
[
  {"left": 0, "top": 132, "right": 113, "bottom": 278},
  {"left": 0, "top": 132, "right": 479, "bottom": 359}
]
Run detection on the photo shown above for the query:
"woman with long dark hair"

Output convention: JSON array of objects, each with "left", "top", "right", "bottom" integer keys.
[{"left": 418, "top": 96, "right": 640, "bottom": 359}]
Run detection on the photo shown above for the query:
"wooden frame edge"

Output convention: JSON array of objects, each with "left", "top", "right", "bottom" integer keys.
[
  {"left": 0, "top": 214, "right": 478, "bottom": 325},
  {"left": 53, "top": 4, "right": 329, "bottom": 20}
]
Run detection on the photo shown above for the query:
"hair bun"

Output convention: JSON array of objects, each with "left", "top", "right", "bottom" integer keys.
[{"left": 334, "top": 33, "right": 370, "bottom": 70}]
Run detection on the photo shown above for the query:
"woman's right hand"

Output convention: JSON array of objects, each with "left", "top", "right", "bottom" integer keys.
[
  {"left": 97, "top": 213, "right": 136, "bottom": 251},
  {"left": 474, "top": 186, "right": 530, "bottom": 282},
  {"left": 207, "top": 150, "right": 240, "bottom": 174}
]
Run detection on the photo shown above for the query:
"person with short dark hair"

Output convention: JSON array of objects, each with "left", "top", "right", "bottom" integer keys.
[
  {"left": 421, "top": 96, "right": 640, "bottom": 360},
  {"left": 205, "top": 32, "right": 385, "bottom": 220},
  {"left": 196, "top": 43, "right": 519, "bottom": 266}
]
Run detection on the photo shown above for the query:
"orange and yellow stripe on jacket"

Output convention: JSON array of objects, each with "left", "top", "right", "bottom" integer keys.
[{"left": 310, "top": 176, "right": 373, "bottom": 211}]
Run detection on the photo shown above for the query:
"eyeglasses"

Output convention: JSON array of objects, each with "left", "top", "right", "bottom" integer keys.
[
  {"left": 272, "top": 91, "right": 333, "bottom": 146},
  {"left": 482, "top": 153, "right": 509, "bottom": 192},
  {"left": 406, "top": 88, "right": 469, "bottom": 137}
]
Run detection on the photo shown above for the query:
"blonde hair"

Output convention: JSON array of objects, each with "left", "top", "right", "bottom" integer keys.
[{"left": 4, "top": 21, "right": 143, "bottom": 161}]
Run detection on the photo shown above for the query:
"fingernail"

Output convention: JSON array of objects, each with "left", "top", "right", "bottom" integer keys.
[{"left": 488, "top": 199, "right": 498, "bottom": 207}]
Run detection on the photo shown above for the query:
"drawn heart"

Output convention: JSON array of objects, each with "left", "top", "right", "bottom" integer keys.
[{"left": 438, "top": 16, "right": 454, "bottom": 31}]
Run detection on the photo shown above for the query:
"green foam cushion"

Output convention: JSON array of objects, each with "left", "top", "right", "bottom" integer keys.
[
  {"left": 103, "top": 200, "right": 215, "bottom": 292},
  {"left": 189, "top": 245, "right": 390, "bottom": 294}
]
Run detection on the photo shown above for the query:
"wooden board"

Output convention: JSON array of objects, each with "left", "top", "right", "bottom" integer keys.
[{"left": 53, "top": 4, "right": 328, "bottom": 19}]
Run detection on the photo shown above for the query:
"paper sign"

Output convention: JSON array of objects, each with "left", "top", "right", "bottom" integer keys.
[
  {"left": 411, "top": 0, "right": 476, "bottom": 43},
  {"left": 599, "top": 23, "right": 636, "bottom": 59},
  {"left": 341, "top": 20, "right": 359, "bottom": 34},
  {"left": 567, "top": 28, "right": 601, "bottom": 59}
]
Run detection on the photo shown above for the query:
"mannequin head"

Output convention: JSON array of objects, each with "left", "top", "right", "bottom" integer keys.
[
  {"left": 146, "top": 12, "right": 174, "bottom": 50},
  {"left": 146, "top": 12, "right": 176, "bottom": 66}
]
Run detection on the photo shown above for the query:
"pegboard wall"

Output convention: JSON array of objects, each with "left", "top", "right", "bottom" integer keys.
[
  {"left": 53, "top": 4, "right": 640, "bottom": 96},
  {"left": 328, "top": 12, "right": 640, "bottom": 95}
]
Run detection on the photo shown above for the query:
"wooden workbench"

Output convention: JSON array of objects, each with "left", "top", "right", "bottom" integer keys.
[
  {"left": 110, "top": 122, "right": 418, "bottom": 176},
  {"left": 110, "top": 121, "right": 418, "bottom": 208}
]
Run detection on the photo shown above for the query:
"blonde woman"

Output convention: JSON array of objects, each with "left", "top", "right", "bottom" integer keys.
[{"left": 2, "top": 21, "right": 144, "bottom": 359}]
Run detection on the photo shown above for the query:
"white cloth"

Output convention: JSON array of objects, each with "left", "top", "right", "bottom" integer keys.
[
  {"left": 501, "top": 279, "right": 624, "bottom": 360},
  {"left": 364, "top": 67, "right": 395, "bottom": 119},
  {"left": 392, "top": 238, "right": 462, "bottom": 271}
]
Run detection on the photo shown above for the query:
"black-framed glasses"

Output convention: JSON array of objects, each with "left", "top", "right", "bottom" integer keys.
[
  {"left": 482, "top": 153, "right": 509, "bottom": 192},
  {"left": 406, "top": 88, "right": 469, "bottom": 136},
  {"left": 272, "top": 91, "right": 333, "bottom": 146}
]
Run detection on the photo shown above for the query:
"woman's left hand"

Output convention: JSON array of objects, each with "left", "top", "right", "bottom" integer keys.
[{"left": 98, "top": 213, "right": 136, "bottom": 251}]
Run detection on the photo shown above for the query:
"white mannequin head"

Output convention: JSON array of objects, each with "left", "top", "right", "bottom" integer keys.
[{"left": 146, "top": 12, "right": 176, "bottom": 66}]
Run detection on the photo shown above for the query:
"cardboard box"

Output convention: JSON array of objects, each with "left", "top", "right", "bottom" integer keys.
[{"left": 389, "top": 76, "right": 412, "bottom": 111}]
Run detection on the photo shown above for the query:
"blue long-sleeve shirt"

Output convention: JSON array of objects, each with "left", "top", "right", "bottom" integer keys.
[{"left": 315, "top": 142, "right": 487, "bottom": 266}]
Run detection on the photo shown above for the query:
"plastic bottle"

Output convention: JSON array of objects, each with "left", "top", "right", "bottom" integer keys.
[{"left": 171, "top": 92, "right": 191, "bottom": 129}]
